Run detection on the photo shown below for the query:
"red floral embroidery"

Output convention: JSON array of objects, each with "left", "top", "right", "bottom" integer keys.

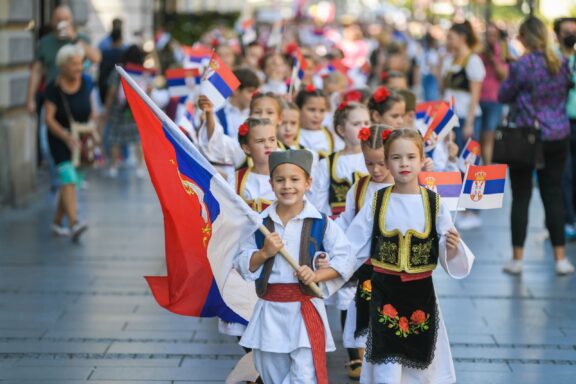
[
  {"left": 238, "top": 123, "right": 249, "bottom": 137},
  {"left": 358, "top": 127, "right": 371, "bottom": 142},
  {"left": 305, "top": 84, "right": 315, "bottom": 92},
  {"left": 381, "top": 129, "right": 392, "bottom": 141},
  {"left": 373, "top": 86, "right": 390, "bottom": 103},
  {"left": 377, "top": 304, "right": 430, "bottom": 338},
  {"left": 360, "top": 279, "right": 372, "bottom": 301}
]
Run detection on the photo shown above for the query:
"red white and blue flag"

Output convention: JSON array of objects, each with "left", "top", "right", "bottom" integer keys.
[
  {"left": 415, "top": 101, "right": 459, "bottom": 148},
  {"left": 289, "top": 49, "right": 307, "bottom": 93},
  {"left": 117, "top": 65, "right": 259, "bottom": 323},
  {"left": 183, "top": 45, "right": 213, "bottom": 69},
  {"left": 419, "top": 171, "right": 463, "bottom": 211},
  {"left": 238, "top": 17, "right": 257, "bottom": 45},
  {"left": 177, "top": 100, "right": 198, "bottom": 140},
  {"left": 201, "top": 53, "right": 240, "bottom": 110},
  {"left": 458, "top": 138, "right": 481, "bottom": 173},
  {"left": 165, "top": 68, "right": 201, "bottom": 101},
  {"left": 458, "top": 164, "right": 507, "bottom": 210}
]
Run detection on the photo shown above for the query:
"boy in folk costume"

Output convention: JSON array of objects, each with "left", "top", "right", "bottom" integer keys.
[{"left": 235, "top": 150, "right": 355, "bottom": 383}]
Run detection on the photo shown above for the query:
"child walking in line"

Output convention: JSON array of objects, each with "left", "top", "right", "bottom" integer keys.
[
  {"left": 295, "top": 87, "right": 344, "bottom": 159},
  {"left": 278, "top": 101, "right": 302, "bottom": 150},
  {"left": 345, "top": 129, "right": 474, "bottom": 384},
  {"left": 368, "top": 86, "right": 406, "bottom": 129},
  {"left": 236, "top": 150, "right": 355, "bottom": 384}
]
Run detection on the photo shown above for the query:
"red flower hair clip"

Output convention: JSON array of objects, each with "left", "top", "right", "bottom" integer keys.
[
  {"left": 373, "top": 86, "right": 390, "bottom": 103},
  {"left": 358, "top": 127, "right": 371, "bottom": 142},
  {"left": 344, "top": 90, "right": 362, "bottom": 102},
  {"left": 380, "top": 71, "right": 389, "bottom": 81},
  {"left": 337, "top": 101, "right": 349, "bottom": 111},
  {"left": 238, "top": 123, "right": 249, "bottom": 137},
  {"left": 305, "top": 84, "right": 315, "bottom": 92},
  {"left": 381, "top": 129, "right": 392, "bottom": 142}
]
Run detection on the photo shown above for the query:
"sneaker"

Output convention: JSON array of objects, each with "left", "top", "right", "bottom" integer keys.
[
  {"left": 556, "top": 259, "right": 575, "bottom": 275},
  {"left": 457, "top": 213, "right": 483, "bottom": 231},
  {"left": 565, "top": 224, "right": 576, "bottom": 241},
  {"left": 108, "top": 167, "right": 118, "bottom": 178},
  {"left": 70, "top": 221, "right": 88, "bottom": 243},
  {"left": 51, "top": 223, "right": 70, "bottom": 237},
  {"left": 135, "top": 167, "right": 147, "bottom": 179},
  {"left": 503, "top": 260, "right": 523, "bottom": 275}
]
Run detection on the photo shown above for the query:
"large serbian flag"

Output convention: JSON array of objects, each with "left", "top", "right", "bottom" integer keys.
[
  {"left": 418, "top": 171, "right": 463, "bottom": 211},
  {"left": 458, "top": 164, "right": 507, "bottom": 210},
  {"left": 201, "top": 53, "right": 240, "bottom": 109},
  {"left": 117, "top": 65, "right": 259, "bottom": 323}
]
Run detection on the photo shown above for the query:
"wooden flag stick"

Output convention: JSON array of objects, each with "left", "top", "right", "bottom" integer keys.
[{"left": 257, "top": 224, "right": 324, "bottom": 298}]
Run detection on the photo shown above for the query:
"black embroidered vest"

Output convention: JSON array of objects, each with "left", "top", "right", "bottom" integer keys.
[
  {"left": 369, "top": 186, "right": 440, "bottom": 273},
  {"left": 328, "top": 152, "right": 364, "bottom": 217},
  {"left": 443, "top": 55, "right": 471, "bottom": 92}
]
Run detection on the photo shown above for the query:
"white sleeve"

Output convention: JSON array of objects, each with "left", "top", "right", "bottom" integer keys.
[
  {"left": 466, "top": 54, "right": 486, "bottom": 82},
  {"left": 199, "top": 121, "right": 246, "bottom": 167},
  {"left": 234, "top": 232, "right": 264, "bottom": 281},
  {"left": 318, "top": 218, "right": 354, "bottom": 297},
  {"left": 345, "top": 193, "right": 375, "bottom": 270},
  {"left": 436, "top": 200, "right": 475, "bottom": 279},
  {"left": 334, "top": 182, "right": 357, "bottom": 232},
  {"left": 308, "top": 158, "right": 331, "bottom": 215}
]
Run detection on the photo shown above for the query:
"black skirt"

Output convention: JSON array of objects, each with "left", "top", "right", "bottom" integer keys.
[
  {"left": 366, "top": 272, "right": 438, "bottom": 369},
  {"left": 354, "top": 263, "right": 373, "bottom": 339}
]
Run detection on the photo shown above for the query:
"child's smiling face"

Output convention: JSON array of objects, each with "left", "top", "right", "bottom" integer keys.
[{"left": 270, "top": 164, "right": 311, "bottom": 207}]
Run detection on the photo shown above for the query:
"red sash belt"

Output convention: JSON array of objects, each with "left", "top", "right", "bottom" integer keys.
[
  {"left": 373, "top": 266, "right": 432, "bottom": 282},
  {"left": 263, "top": 283, "right": 328, "bottom": 384}
]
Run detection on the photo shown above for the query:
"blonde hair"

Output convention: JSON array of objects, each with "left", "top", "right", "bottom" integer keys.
[
  {"left": 519, "top": 16, "right": 561, "bottom": 75},
  {"left": 56, "top": 44, "right": 85, "bottom": 68},
  {"left": 383, "top": 128, "right": 424, "bottom": 159}
]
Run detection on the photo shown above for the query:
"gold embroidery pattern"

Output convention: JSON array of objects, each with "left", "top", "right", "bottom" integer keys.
[
  {"left": 379, "top": 240, "right": 398, "bottom": 265},
  {"left": 411, "top": 241, "right": 433, "bottom": 266},
  {"left": 331, "top": 184, "right": 349, "bottom": 202}
]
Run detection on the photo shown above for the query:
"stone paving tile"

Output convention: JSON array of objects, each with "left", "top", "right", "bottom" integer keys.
[{"left": 1, "top": 172, "right": 575, "bottom": 383}]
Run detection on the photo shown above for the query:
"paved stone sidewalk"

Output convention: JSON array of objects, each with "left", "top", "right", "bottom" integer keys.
[{"left": 0, "top": 169, "right": 575, "bottom": 383}]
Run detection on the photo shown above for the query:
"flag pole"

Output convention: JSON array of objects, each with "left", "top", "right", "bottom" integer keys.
[
  {"left": 116, "top": 65, "right": 324, "bottom": 298},
  {"left": 453, "top": 164, "right": 471, "bottom": 225}
]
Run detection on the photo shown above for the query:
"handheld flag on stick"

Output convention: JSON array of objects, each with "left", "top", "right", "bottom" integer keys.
[
  {"left": 419, "top": 172, "right": 463, "bottom": 212},
  {"left": 458, "top": 138, "right": 481, "bottom": 173},
  {"left": 182, "top": 45, "right": 213, "bottom": 69},
  {"left": 201, "top": 52, "right": 240, "bottom": 110},
  {"left": 116, "top": 66, "right": 323, "bottom": 320},
  {"left": 457, "top": 164, "right": 507, "bottom": 211},
  {"left": 415, "top": 101, "right": 459, "bottom": 149},
  {"left": 165, "top": 68, "right": 201, "bottom": 101},
  {"left": 289, "top": 49, "right": 307, "bottom": 96}
]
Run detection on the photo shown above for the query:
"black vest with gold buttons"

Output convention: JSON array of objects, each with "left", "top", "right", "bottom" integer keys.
[
  {"left": 327, "top": 152, "right": 364, "bottom": 217},
  {"left": 369, "top": 186, "right": 440, "bottom": 273}
]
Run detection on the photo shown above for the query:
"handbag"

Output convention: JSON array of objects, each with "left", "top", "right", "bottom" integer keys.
[
  {"left": 60, "top": 90, "right": 100, "bottom": 167},
  {"left": 492, "top": 56, "right": 544, "bottom": 169}
]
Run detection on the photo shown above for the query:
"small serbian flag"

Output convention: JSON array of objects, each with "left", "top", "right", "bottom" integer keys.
[
  {"left": 458, "top": 164, "right": 507, "bottom": 210},
  {"left": 292, "top": 49, "right": 307, "bottom": 80},
  {"left": 201, "top": 53, "right": 240, "bottom": 109},
  {"left": 177, "top": 100, "right": 197, "bottom": 140},
  {"left": 458, "top": 138, "right": 481, "bottom": 173},
  {"left": 416, "top": 101, "right": 459, "bottom": 148},
  {"left": 419, "top": 172, "right": 462, "bottom": 211},
  {"left": 183, "top": 45, "right": 213, "bottom": 69},
  {"left": 166, "top": 68, "right": 201, "bottom": 101},
  {"left": 239, "top": 17, "right": 257, "bottom": 45}
]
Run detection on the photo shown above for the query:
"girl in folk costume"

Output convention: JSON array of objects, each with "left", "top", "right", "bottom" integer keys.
[
  {"left": 295, "top": 86, "right": 345, "bottom": 159},
  {"left": 278, "top": 101, "right": 302, "bottom": 150},
  {"left": 368, "top": 86, "right": 406, "bottom": 128},
  {"left": 345, "top": 129, "right": 474, "bottom": 384},
  {"left": 310, "top": 101, "right": 370, "bottom": 218},
  {"left": 337, "top": 125, "right": 395, "bottom": 380},
  {"left": 235, "top": 150, "right": 355, "bottom": 384},
  {"left": 233, "top": 117, "right": 278, "bottom": 214}
]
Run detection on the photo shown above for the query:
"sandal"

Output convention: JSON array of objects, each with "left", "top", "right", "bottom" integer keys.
[{"left": 345, "top": 359, "right": 363, "bottom": 380}]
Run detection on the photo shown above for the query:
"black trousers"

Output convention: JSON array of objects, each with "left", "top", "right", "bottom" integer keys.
[{"left": 509, "top": 139, "right": 568, "bottom": 247}]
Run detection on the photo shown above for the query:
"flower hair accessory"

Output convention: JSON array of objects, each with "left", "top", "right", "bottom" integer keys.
[
  {"left": 337, "top": 101, "right": 349, "bottom": 111},
  {"left": 305, "top": 84, "right": 315, "bottom": 92},
  {"left": 358, "top": 127, "right": 371, "bottom": 142},
  {"left": 344, "top": 90, "right": 362, "bottom": 102},
  {"left": 381, "top": 129, "right": 392, "bottom": 142},
  {"left": 238, "top": 123, "right": 249, "bottom": 137},
  {"left": 252, "top": 90, "right": 260, "bottom": 98},
  {"left": 373, "top": 86, "right": 390, "bottom": 103},
  {"left": 380, "top": 71, "right": 389, "bottom": 81}
]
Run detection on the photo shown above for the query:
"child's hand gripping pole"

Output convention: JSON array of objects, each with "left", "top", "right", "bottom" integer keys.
[{"left": 258, "top": 224, "right": 324, "bottom": 298}]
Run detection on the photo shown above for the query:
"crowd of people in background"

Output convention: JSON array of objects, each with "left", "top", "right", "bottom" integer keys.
[{"left": 27, "top": 7, "right": 575, "bottom": 276}]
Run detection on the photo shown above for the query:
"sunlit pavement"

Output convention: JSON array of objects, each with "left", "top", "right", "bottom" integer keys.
[{"left": 1, "top": 168, "right": 575, "bottom": 383}]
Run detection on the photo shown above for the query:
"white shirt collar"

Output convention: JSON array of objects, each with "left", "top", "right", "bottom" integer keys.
[{"left": 263, "top": 198, "right": 322, "bottom": 226}]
